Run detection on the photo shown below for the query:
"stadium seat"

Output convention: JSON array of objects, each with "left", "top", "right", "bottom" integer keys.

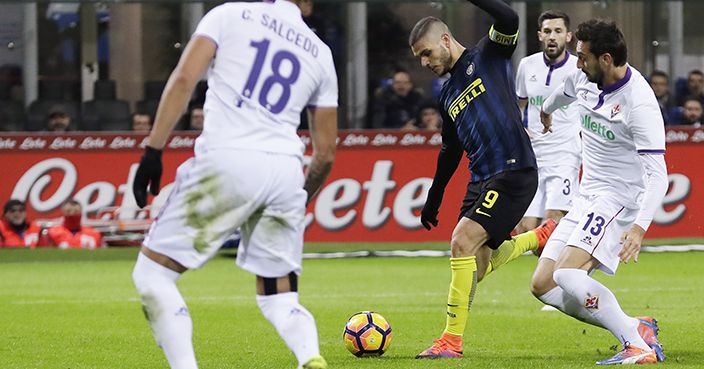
[
  {"left": 27, "top": 101, "right": 81, "bottom": 131},
  {"left": 135, "top": 81, "right": 166, "bottom": 119},
  {"left": 0, "top": 81, "right": 12, "bottom": 100},
  {"left": 27, "top": 80, "right": 81, "bottom": 130},
  {"left": 668, "top": 106, "right": 685, "bottom": 126},
  {"left": 675, "top": 77, "right": 688, "bottom": 101},
  {"left": 82, "top": 80, "right": 131, "bottom": 131},
  {"left": 0, "top": 100, "right": 26, "bottom": 131}
]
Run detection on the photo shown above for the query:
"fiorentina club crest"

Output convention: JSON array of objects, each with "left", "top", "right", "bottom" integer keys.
[
  {"left": 530, "top": 75, "right": 537, "bottom": 82},
  {"left": 584, "top": 295, "right": 600, "bottom": 309},
  {"left": 580, "top": 90, "right": 588, "bottom": 100},
  {"left": 611, "top": 104, "right": 621, "bottom": 118}
]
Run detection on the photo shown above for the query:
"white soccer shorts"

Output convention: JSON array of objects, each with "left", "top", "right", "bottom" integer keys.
[
  {"left": 144, "top": 148, "right": 307, "bottom": 277},
  {"left": 524, "top": 165, "right": 579, "bottom": 218},
  {"left": 539, "top": 193, "right": 638, "bottom": 276}
]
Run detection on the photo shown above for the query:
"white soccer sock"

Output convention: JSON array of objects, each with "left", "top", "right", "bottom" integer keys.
[
  {"left": 256, "top": 292, "right": 320, "bottom": 366},
  {"left": 553, "top": 268, "right": 647, "bottom": 350},
  {"left": 132, "top": 253, "right": 198, "bottom": 369},
  {"left": 539, "top": 286, "right": 605, "bottom": 329}
]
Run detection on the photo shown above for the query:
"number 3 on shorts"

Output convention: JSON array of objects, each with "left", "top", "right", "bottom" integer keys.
[{"left": 476, "top": 190, "right": 499, "bottom": 217}]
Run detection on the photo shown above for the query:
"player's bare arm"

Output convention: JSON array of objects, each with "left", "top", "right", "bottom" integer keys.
[
  {"left": 518, "top": 98, "right": 528, "bottom": 122},
  {"left": 147, "top": 36, "right": 216, "bottom": 150},
  {"left": 304, "top": 106, "right": 337, "bottom": 204},
  {"left": 540, "top": 108, "right": 553, "bottom": 133},
  {"left": 618, "top": 223, "right": 645, "bottom": 264}
]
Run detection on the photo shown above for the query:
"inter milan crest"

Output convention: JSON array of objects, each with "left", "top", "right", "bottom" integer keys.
[
  {"left": 584, "top": 295, "right": 600, "bottom": 309},
  {"left": 529, "top": 75, "right": 537, "bottom": 82},
  {"left": 611, "top": 104, "right": 621, "bottom": 118},
  {"left": 466, "top": 63, "right": 475, "bottom": 76}
]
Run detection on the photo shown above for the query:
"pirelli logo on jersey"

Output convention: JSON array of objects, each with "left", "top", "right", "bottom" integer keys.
[{"left": 448, "top": 78, "right": 486, "bottom": 121}]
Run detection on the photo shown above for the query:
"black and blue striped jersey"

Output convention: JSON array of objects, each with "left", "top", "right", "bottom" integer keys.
[{"left": 439, "top": 35, "right": 537, "bottom": 182}]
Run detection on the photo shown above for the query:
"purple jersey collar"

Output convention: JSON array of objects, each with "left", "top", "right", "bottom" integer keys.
[
  {"left": 543, "top": 50, "right": 571, "bottom": 68},
  {"left": 592, "top": 66, "right": 632, "bottom": 111}
]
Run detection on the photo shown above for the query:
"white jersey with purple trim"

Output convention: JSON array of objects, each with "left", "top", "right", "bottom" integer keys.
[
  {"left": 192, "top": 1, "right": 338, "bottom": 158},
  {"left": 516, "top": 51, "right": 580, "bottom": 168},
  {"left": 545, "top": 65, "right": 666, "bottom": 209}
]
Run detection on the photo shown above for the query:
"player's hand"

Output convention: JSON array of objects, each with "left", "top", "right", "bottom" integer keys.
[
  {"left": 618, "top": 224, "right": 646, "bottom": 264},
  {"left": 420, "top": 203, "right": 440, "bottom": 230},
  {"left": 133, "top": 146, "right": 163, "bottom": 208},
  {"left": 540, "top": 108, "right": 553, "bottom": 134}
]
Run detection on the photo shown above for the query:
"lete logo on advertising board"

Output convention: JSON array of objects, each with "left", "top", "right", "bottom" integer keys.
[
  {"left": 7, "top": 156, "right": 693, "bottom": 238},
  {"left": 1, "top": 130, "right": 701, "bottom": 241}
]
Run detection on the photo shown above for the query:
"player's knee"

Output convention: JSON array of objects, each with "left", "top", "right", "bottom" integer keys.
[
  {"left": 530, "top": 267, "right": 556, "bottom": 297},
  {"left": 530, "top": 273, "right": 547, "bottom": 297},
  {"left": 449, "top": 234, "right": 483, "bottom": 257}
]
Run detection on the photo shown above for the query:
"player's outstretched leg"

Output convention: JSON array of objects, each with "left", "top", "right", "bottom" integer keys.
[
  {"left": 132, "top": 252, "right": 198, "bottom": 369},
  {"left": 256, "top": 281, "right": 325, "bottom": 369},
  {"left": 482, "top": 219, "right": 556, "bottom": 279},
  {"left": 553, "top": 268, "right": 657, "bottom": 365},
  {"left": 415, "top": 256, "right": 475, "bottom": 359}
]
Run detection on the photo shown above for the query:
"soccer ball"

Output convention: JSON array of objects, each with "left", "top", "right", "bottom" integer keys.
[{"left": 343, "top": 311, "right": 392, "bottom": 357}]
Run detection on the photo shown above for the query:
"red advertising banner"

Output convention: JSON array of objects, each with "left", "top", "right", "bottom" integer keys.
[{"left": 0, "top": 128, "right": 701, "bottom": 243}]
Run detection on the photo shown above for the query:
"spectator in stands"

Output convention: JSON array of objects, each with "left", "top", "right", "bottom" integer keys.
[
  {"left": 132, "top": 112, "right": 152, "bottom": 132},
  {"left": 678, "top": 97, "right": 703, "bottom": 127},
  {"left": 649, "top": 70, "right": 675, "bottom": 125},
  {"left": 0, "top": 200, "right": 41, "bottom": 248},
  {"left": 47, "top": 200, "right": 104, "bottom": 249},
  {"left": 677, "top": 70, "right": 704, "bottom": 107},
  {"left": 371, "top": 70, "right": 424, "bottom": 129},
  {"left": 45, "top": 105, "right": 71, "bottom": 132},
  {"left": 418, "top": 103, "right": 442, "bottom": 130},
  {"left": 188, "top": 105, "right": 204, "bottom": 131}
]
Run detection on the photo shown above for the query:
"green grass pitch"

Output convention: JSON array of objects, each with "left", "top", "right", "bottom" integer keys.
[{"left": 1, "top": 247, "right": 702, "bottom": 368}]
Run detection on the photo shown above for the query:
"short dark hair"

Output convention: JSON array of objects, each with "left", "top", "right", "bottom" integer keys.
[
  {"left": 683, "top": 96, "right": 703, "bottom": 106},
  {"left": 650, "top": 70, "right": 668, "bottom": 81},
  {"left": 538, "top": 10, "right": 570, "bottom": 31},
  {"left": 688, "top": 70, "right": 704, "bottom": 79},
  {"left": 409, "top": 16, "right": 444, "bottom": 46},
  {"left": 4, "top": 199, "right": 25, "bottom": 214},
  {"left": 575, "top": 19, "right": 627, "bottom": 67}
]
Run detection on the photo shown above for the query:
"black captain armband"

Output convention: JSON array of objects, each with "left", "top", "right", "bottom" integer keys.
[{"left": 488, "top": 25, "right": 518, "bottom": 46}]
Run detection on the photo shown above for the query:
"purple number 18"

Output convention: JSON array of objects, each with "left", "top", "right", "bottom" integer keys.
[{"left": 242, "top": 39, "right": 301, "bottom": 114}]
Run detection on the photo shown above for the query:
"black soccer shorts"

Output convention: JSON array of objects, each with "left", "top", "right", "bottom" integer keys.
[{"left": 459, "top": 167, "right": 538, "bottom": 249}]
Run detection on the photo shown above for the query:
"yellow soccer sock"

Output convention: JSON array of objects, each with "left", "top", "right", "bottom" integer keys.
[
  {"left": 484, "top": 232, "right": 538, "bottom": 277},
  {"left": 444, "top": 256, "right": 477, "bottom": 338}
]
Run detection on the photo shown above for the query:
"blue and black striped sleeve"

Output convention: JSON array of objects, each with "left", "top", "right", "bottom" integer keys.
[{"left": 425, "top": 111, "right": 464, "bottom": 207}]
